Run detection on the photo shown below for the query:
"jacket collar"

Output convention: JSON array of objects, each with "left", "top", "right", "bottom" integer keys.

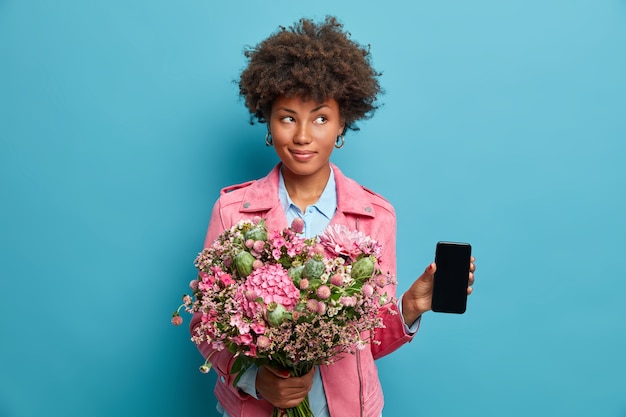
[{"left": 238, "top": 163, "right": 377, "bottom": 219}]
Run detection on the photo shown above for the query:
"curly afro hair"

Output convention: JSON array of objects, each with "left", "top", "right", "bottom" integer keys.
[{"left": 238, "top": 16, "right": 382, "bottom": 131}]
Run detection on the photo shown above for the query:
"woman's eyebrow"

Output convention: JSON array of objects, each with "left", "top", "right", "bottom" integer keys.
[
  {"left": 310, "top": 104, "right": 330, "bottom": 113},
  {"left": 275, "top": 104, "right": 330, "bottom": 114}
]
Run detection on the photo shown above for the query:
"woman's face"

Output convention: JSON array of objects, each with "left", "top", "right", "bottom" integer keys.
[{"left": 269, "top": 96, "right": 345, "bottom": 184}]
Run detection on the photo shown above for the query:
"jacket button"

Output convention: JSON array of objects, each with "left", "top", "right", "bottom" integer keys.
[
  {"left": 243, "top": 202, "right": 250, "bottom": 208},
  {"left": 220, "top": 376, "right": 226, "bottom": 383},
  {"left": 364, "top": 206, "right": 372, "bottom": 213}
]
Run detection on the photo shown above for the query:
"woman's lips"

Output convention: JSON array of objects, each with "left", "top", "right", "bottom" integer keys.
[{"left": 290, "top": 150, "right": 315, "bottom": 162}]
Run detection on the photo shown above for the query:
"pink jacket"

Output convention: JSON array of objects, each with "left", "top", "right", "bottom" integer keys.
[{"left": 191, "top": 163, "right": 415, "bottom": 417}]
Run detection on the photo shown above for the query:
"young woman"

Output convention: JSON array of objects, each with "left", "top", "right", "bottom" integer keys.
[{"left": 191, "top": 16, "right": 475, "bottom": 417}]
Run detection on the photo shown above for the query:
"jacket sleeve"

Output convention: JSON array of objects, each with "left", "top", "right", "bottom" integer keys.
[
  {"left": 368, "top": 209, "right": 415, "bottom": 359},
  {"left": 204, "top": 198, "right": 228, "bottom": 248}
]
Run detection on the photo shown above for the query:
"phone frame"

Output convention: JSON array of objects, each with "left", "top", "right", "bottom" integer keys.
[{"left": 431, "top": 241, "right": 472, "bottom": 314}]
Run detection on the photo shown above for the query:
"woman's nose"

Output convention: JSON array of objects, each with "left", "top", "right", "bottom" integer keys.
[{"left": 293, "top": 123, "right": 312, "bottom": 144}]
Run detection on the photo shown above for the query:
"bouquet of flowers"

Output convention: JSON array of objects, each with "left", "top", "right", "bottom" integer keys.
[{"left": 172, "top": 217, "right": 396, "bottom": 417}]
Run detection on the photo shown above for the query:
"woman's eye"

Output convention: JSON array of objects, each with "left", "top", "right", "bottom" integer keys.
[
  {"left": 280, "top": 116, "right": 295, "bottom": 123},
  {"left": 314, "top": 116, "right": 327, "bottom": 124}
]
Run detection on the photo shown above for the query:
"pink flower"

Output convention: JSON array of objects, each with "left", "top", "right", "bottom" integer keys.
[
  {"left": 246, "top": 343, "right": 258, "bottom": 358},
  {"left": 291, "top": 218, "right": 305, "bottom": 233},
  {"left": 211, "top": 340, "right": 225, "bottom": 351},
  {"left": 306, "top": 299, "right": 319, "bottom": 313},
  {"left": 257, "top": 335, "right": 271, "bottom": 349},
  {"left": 245, "top": 239, "right": 255, "bottom": 248},
  {"left": 231, "top": 333, "right": 253, "bottom": 346},
  {"left": 171, "top": 315, "right": 183, "bottom": 326},
  {"left": 269, "top": 228, "right": 307, "bottom": 260},
  {"left": 317, "top": 301, "right": 327, "bottom": 315},
  {"left": 199, "top": 271, "right": 212, "bottom": 284},
  {"left": 374, "top": 274, "right": 388, "bottom": 288},
  {"left": 330, "top": 274, "right": 343, "bottom": 286},
  {"left": 230, "top": 313, "right": 250, "bottom": 334},
  {"left": 236, "top": 264, "right": 300, "bottom": 317},
  {"left": 362, "top": 284, "right": 374, "bottom": 298},
  {"left": 319, "top": 224, "right": 382, "bottom": 261},
  {"left": 311, "top": 243, "right": 325, "bottom": 255},
  {"left": 201, "top": 310, "right": 218, "bottom": 323},
  {"left": 253, "top": 240, "right": 265, "bottom": 253},
  {"left": 189, "top": 280, "right": 198, "bottom": 290},
  {"left": 199, "top": 364, "right": 211, "bottom": 374},
  {"left": 252, "top": 259, "right": 264, "bottom": 270},
  {"left": 219, "top": 272, "right": 234, "bottom": 286},
  {"left": 317, "top": 285, "right": 331, "bottom": 300},
  {"left": 268, "top": 231, "right": 287, "bottom": 260},
  {"left": 251, "top": 321, "right": 266, "bottom": 334},
  {"left": 340, "top": 296, "right": 357, "bottom": 307},
  {"left": 299, "top": 278, "right": 309, "bottom": 290}
]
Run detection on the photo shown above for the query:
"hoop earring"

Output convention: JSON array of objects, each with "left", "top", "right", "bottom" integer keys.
[
  {"left": 335, "top": 135, "right": 345, "bottom": 149},
  {"left": 265, "top": 132, "right": 273, "bottom": 146}
]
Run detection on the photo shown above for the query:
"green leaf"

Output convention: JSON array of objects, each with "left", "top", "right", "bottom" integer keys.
[
  {"left": 230, "top": 356, "right": 251, "bottom": 388},
  {"left": 230, "top": 355, "right": 244, "bottom": 375}
]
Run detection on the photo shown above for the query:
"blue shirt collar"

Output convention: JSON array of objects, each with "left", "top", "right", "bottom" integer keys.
[{"left": 278, "top": 167, "right": 337, "bottom": 220}]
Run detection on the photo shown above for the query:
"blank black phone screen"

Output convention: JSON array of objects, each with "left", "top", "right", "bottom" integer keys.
[{"left": 432, "top": 241, "right": 472, "bottom": 314}]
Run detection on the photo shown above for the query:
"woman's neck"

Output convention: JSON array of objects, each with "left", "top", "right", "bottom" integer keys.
[{"left": 281, "top": 165, "right": 331, "bottom": 212}]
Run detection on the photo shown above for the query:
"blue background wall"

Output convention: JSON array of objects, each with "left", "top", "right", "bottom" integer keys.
[{"left": 1, "top": 1, "right": 625, "bottom": 416}]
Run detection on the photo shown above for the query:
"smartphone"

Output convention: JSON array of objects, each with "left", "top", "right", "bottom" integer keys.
[{"left": 431, "top": 241, "right": 472, "bottom": 314}]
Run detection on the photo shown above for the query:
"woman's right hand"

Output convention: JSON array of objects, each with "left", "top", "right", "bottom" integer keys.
[
  {"left": 255, "top": 366, "right": 315, "bottom": 409},
  {"left": 401, "top": 257, "right": 476, "bottom": 325}
]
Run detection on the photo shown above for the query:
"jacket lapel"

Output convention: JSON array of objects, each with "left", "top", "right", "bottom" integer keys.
[
  {"left": 332, "top": 163, "right": 377, "bottom": 228},
  {"left": 233, "top": 163, "right": 378, "bottom": 233},
  {"left": 238, "top": 164, "right": 289, "bottom": 231}
]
